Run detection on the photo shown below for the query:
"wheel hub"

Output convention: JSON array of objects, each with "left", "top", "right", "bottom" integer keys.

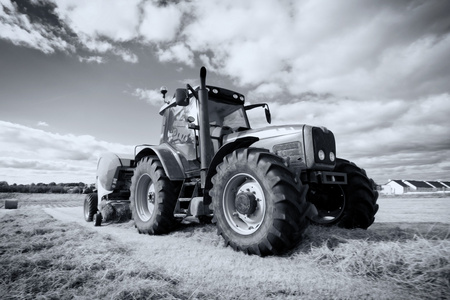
[
  {"left": 223, "top": 173, "right": 266, "bottom": 235},
  {"left": 136, "top": 174, "right": 155, "bottom": 222},
  {"left": 235, "top": 192, "right": 257, "bottom": 215}
]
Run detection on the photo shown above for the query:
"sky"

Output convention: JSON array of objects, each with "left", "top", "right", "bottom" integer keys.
[{"left": 1, "top": 0, "right": 449, "bottom": 185}]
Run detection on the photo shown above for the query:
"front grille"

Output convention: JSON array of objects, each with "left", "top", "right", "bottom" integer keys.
[{"left": 312, "top": 127, "right": 336, "bottom": 164}]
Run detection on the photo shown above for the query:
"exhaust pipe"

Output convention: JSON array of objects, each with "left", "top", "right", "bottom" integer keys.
[{"left": 198, "top": 67, "right": 214, "bottom": 187}]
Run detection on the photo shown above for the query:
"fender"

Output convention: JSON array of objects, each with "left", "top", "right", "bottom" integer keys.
[
  {"left": 135, "top": 143, "right": 186, "bottom": 181},
  {"left": 203, "top": 137, "right": 259, "bottom": 205}
]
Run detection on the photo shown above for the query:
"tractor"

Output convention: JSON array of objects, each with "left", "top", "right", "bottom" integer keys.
[{"left": 84, "top": 67, "right": 379, "bottom": 256}]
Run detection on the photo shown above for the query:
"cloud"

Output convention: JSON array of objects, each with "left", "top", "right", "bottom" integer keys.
[
  {"left": 0, "top": 0, "right": 74, "bottom": 53},
  {"left": 132, "top": 87, "right": 165, "bottom": 106},
  {"left": 257, "top": 92, "right": 450, "bottom": 183},
  {"left": 1, "top": 0, "right": 449, "bottom": 184},
  {"left": 139, "top": 1, "right": 184, "bottom": 42},
  {"left": 78, "top": 55, "right": 104, "bottom": 64},
  {"left": 37, "top": 121, "right": 49, "bottom": 127},
  {"left": 177, "top": 0, "right": 450, "bottom": 100},
  {"left": 53, "top": 0, "right": 141, "bottom": 41},
  {"left": 3, "top": 0, "right": 449, "bottom": 99},
  {"left": 157, "top": 42, "right": 194, "bottom": 66},
  {"left": 0, "top": 0, "right": 142, "bottom": 62},
  {"left": 0, "top": 120, "right": 133, "bottom": 184}
]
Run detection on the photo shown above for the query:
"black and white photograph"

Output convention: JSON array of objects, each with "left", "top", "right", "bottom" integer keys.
[{"left": 1, "top": 0, "right": 449, "bottom": 299}]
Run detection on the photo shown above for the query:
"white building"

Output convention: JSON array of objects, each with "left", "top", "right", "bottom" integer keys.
[
  {"left": 380, "top": 180, "right": 410, "bottom": 195},
  {"left": 380, "top": 180, "right": 450, "bottom": 194}
]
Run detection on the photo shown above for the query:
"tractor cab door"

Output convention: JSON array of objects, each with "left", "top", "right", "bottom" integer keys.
[{"left": 161, "top": 98, "right": 199, "bottom": 161}]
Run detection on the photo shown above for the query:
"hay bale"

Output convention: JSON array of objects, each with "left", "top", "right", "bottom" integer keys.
[
  {"left": 101, "top": 202, "right": 116, "bottom": 222},
  {"left": 113, "top": 202, "right": 132, "bottom": 222},
  {"left": 99, "top": 201, "right": 131, "bottom": 223},
  {"left": 5, "top": 200, "right": 18, "bottom": 209}
]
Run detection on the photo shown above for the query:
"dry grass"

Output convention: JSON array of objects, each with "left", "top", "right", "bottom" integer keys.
[
  {"left": 1, "top": 194, "right": 449, "bottom": 299},
  {"left": 0, "top": 193, "right": 84, "bottom": 208},
  {"left": 0, "top": 209, "right": 191, "bottom": 299},
  {"left": 295, "top": 225, "right": 450, "bottom": 299}
]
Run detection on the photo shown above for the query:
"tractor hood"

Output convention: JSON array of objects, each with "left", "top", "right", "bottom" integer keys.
[
  {"left": 224, "top": 125, "right": 307, "bottom": 144},
  {"left": 223, "top": 124, "right": 336, "bottom": 170}
]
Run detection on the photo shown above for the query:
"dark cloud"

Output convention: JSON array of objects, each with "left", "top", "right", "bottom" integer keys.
[
  {"left": 11, "top": 0, "right": 61, "bottom": 27},
  {"left": 3, "top": 1, "right": 448, "bottom": 99}
]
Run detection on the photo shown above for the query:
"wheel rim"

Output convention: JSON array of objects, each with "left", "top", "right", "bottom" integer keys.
[
  {"left": 135, "top": 173, "right": 155, "bottom": 222},
  {"left": 223, "top": 173, "right": 266, "bottom": 235},
  {"left": 310, "top": 185, "right": 345, "bottom": 224}
]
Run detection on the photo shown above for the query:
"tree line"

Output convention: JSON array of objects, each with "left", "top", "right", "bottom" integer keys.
[{"left": 0, "top": 181, "right": 95, "bottom": 194}]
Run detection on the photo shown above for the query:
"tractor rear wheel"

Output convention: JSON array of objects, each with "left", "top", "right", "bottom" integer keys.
[
  {"left": 130, "top": 156, "right": 178, "bottom": 234},
  {"left": 210, "top": 148, "right": 310, "bottom": 256},
  {"left": 84, "top": 193, "right": 98, "bottom": 222},
  {"left": 308, "top": 158, "right": 379, "bottom": 229}
]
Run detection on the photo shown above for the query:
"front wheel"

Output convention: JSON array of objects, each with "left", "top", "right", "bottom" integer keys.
[
  {"left": 130, "top": 156, "right": 178, "bottom": 234},
  {"left": 84, "top": 193, "right": 98, "bottom": 222},
  {"left": 308, "top": 158, "right": 379, "bottom": 229},
  {"left": 210, "top": 148, "right": 310, "bottom": 256}
]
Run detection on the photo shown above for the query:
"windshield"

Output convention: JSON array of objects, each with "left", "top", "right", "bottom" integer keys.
[{"left": 208, "top": 99, "right": 249, "bottom": 130}]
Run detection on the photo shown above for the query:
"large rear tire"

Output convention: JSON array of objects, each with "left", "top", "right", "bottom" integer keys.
[
  {"left": 308, "top": 158, "right": 379, "bottom": 229},
  {"left": 130, "top": 156, "right": 178, "bottom": 234},
  {"left": 84, "top": 193, "right": 98, "bottom": 222},
  {"left": 210, "top": 148, "right": 310, "bottom": 256}
]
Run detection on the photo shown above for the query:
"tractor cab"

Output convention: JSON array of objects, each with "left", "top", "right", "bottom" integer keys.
[{"left": 159, "top": 85, "right": 256, "bottom": 160}]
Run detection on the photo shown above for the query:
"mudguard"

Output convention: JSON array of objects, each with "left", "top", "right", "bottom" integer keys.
[
  {"left": 203, "top": 137, "right": 259, "bottom": 205},
  {"left": 135, "top": 143, "right": 186, "bottom": 181}
]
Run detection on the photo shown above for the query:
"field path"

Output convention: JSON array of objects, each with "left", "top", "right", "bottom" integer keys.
[
  {"left": 43, "top": 206, "right": 223, "bottom": 258},
  {"left": 44, "top": 196, "right": 450, "bottom": 249}
]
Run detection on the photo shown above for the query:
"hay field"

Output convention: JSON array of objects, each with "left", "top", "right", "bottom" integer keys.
[
  {"left": 0, "top": 193, "right": 449, "bottom": 299},
  {"left": 0, "top": 193, "right": 84, "bottom": 208}
]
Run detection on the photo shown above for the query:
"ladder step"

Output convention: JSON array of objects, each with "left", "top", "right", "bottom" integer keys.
[{"left": 178, "top": 198, "right": 192, "bottom": 202}]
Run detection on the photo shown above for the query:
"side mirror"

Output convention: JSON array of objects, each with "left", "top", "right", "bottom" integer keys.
[
  {"left": 264, "top": 105, "right": 272, "bottom": 124},
  {"left": 175, "top": 88, "right": 189, "bottom": 106},
  {"left": 245, "top": 103, "right": 272, "bottom": 124}
]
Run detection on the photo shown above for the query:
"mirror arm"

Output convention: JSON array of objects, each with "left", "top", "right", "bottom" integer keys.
[
  {"left": 245, "top": 103, "right": 267, "bottom": 110},
  {"left": 187, "top": 84, "right": 198, "bottom": 99}
]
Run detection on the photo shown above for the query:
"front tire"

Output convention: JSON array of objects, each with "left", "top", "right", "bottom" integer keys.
[
  {"left": 210, "top": 148, "right": 310, "bottom": 256},
  {"left": 84, "top": 193, "right": 98, "bottom": 222},
  {"left": 130, "top": 156, "right": 178, "bottom": 234},
  {"left": 308, "top": 158, "right": 379, "bottom": 229}
]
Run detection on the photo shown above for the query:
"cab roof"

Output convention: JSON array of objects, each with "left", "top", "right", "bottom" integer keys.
[{"left": 159, "top": 85, "right": 245, "bottom": 115}]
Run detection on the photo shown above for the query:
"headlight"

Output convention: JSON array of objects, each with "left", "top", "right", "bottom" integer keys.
[
  {"left": 318, "top": 150, "right": 325, "bottom": 160},
  {"left": 329, "top": 151, "right": 335, "bottom": 162}
]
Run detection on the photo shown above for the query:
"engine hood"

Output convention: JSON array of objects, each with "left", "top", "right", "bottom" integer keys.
[
  {"left": 224, "top": 125, "right": 306, "bottom": 144},
  {"left": 222, "top": 124, "right": 336, "bottom": 171}
]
